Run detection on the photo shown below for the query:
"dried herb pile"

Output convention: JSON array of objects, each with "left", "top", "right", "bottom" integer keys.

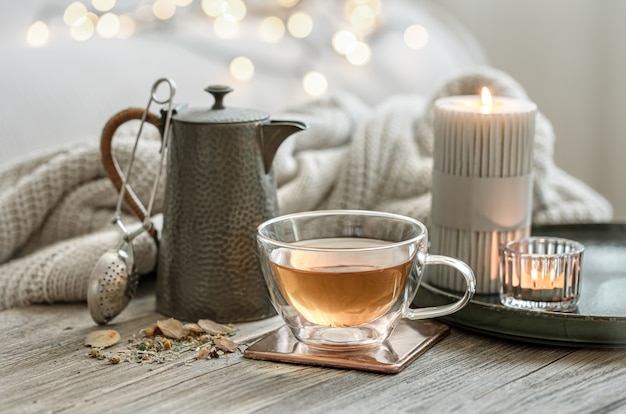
[{"left": 86, "top": 318, "right": 238, "bottom": 365}]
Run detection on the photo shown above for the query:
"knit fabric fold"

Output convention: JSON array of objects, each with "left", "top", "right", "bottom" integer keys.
[{"left": 0, "top": 67, "right": 612, "bottom": 311}]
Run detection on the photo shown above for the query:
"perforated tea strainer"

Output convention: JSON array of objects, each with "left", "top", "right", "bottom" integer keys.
[
  {"left": 88, "top": 78, "right": 176, "bottom": 325},
  {"left": 87, "top": 220, "right": 141, "bottom": 325}
]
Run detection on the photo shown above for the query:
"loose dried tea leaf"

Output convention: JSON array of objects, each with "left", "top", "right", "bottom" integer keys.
[
  {"left": 197, "top": 319, "right": 235, "bottom": 335},
  {"left": 85, "top": 330, "right": 121, "bottom": 348},
  {"left": 183, "top": 322, "right": 205, "bottom": 333},
  {"left": 213, "top": 336, "right": 238, "bottom": 353},
  {"left": 86, "top": 318, "right": 241, "bottom": 365},
  {"left": 156, "top": 318, "right": 186, "bottom": 339}
]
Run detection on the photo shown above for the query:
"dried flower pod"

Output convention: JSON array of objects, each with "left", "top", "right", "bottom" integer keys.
[
  {"left": 156, "top": 318, "right": 186, "bottom": 339},
  {"left": 196, "top": 346, "right": 212, "bottom": 360},
  {"left": 109, "top": 355, "right": 122, "bottom": 364},
  {"left": 85, "top": 330, "right": 121, "bottom": 348},
  {"left": 143, "top": 324, "right": 158, "bottom": 337},
  {"left": 197, "top": 319, "right": 235, "bottom": 335},
  {"left": 213, "top": 336, "right": 238, "bottom": 353},
  {"left": 89, "top": 347, "right": 106, "bottom": 359}
]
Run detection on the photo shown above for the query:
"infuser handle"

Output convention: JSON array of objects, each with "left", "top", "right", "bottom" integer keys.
[{"left": 100, "top": 107, "right": 161, "bottom": 239}]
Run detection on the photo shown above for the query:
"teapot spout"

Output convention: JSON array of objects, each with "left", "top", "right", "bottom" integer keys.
[{"left": 260, "top": 120, "right": 307, "bottom": 174}]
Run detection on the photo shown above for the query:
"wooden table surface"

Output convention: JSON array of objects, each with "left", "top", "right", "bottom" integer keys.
[{"left": 2, "top": 279, "right": 625, "bottom": 414}]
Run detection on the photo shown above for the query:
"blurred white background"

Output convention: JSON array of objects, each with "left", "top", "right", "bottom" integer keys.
[{"left": 2, "top": 0, "right": 623, "bottom": 220}]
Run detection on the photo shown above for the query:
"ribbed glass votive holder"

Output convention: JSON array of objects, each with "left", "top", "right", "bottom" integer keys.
[{"left": 499, "top": 237, "right": 584, "bottom": 312}]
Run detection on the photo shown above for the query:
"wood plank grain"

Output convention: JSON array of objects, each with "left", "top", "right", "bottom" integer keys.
[{"left": 1, "top": 286, "right": 625, "bottom": 414}]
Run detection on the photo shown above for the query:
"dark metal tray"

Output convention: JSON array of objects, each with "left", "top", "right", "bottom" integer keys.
[{"left": 416, "top": 223, "right": 626, "bottom": 347}]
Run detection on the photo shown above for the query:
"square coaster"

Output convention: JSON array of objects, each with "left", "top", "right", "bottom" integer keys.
[{"left": 243, "top": 319, "right": 449, "bottom": 374}]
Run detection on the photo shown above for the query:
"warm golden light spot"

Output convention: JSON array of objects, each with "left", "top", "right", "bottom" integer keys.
[
  {"left": 26, "top": 21, "right": 50, "bottom": 47},
  {"left": 213, "top": 15, "right": 238, "bottom": 38},
  {"left": 404, "top": 24, "right": 428, "bottom": 50},
  {"left": 70, "top": 13, "right": 96, "bottom": 41},
  {"left": 92, "top": 0, "right": 116, "bottom": 12},
  {"left": 201, "top": 0, "right": 223, "bottom": 17},
  {"left": 259, "top": 16, "right": 285, "bottom": 43},
  {"left": 332, "top": 30, "right": 357, "bottom": 55},
  {"left": 277, "top": 0, "right": 299, "bottom": 7},
  {"left": 153, "top": 0, "right": 177, "bottom": 20},
  {"left": 230, "top": 56, "right": 255, "bottom": 81},
  {"left": 97, "top": 12, "right": 120, "bottom": 38},
  {"left": 349, "top": 5, "right": 376, "bottom": 31},
  {"left": 346, "top": 41, "right": 371, "bottom": 65},
  {"left": 303, "top": 71, "right": 328, "bottom": 96},
  {"left": 480, "top": 87, "right": 493, "bottom": 114},
  {"left": 222, "top": 0, "right": 246, "bottom": 22},
  {"left": 287, "top": 11, "right": 313, "bottom": 39},
  {"left": 135, "top": 4, "right": 156, "bottom": 22},
  {"left": 64, "top": 2, "right": 88, "bottom": 26},
  {"left": 117, "top": 15, "right": 136, "bottom": 38}
]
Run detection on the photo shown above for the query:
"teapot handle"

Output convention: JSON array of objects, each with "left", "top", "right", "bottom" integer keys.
[{"left": 100, "top": 107, "right": 161, "bottom": 239}]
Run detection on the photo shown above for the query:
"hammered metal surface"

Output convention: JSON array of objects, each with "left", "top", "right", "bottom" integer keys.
[
  {"left": 156, "top": 121, "right": 278, "bottom": 323},
  {"left": 174, "top": 106, "right": 269, "bottom": 124}
]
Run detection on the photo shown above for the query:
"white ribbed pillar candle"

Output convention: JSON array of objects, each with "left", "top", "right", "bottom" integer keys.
[{"left": 430, "top": 90, "right": 537, "bottom": 294}]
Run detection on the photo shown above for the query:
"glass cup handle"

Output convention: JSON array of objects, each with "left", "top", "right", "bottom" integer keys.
[{"left": 405, "top": 254, "right": 476, "bottom": 320}]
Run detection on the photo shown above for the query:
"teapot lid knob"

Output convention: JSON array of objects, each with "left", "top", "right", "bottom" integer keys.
[{"left": 205, "top": 85, "right": 233, "bottom": 110}]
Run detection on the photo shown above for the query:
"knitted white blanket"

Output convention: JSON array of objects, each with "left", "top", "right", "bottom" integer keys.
[{"left": 0, "top": 67, "right": 612, "bottom": 311}]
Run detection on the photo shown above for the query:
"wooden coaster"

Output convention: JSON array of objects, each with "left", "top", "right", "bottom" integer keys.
[{"left": 243, "top": 319, "right": 449, "bottom": 374}]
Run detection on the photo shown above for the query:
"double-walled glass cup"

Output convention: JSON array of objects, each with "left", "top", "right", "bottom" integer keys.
[{"left": 257, "top": 210, "right": 476, "bottom": 349}]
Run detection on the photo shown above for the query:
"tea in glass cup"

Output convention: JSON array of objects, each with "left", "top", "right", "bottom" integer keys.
[{"left": 257, "top": 210, "right": 476, "bottom": 349}]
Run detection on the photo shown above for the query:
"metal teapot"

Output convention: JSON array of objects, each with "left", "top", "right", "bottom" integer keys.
[{"left": 101, "top": 83, "right": 306, "bottom": 323}]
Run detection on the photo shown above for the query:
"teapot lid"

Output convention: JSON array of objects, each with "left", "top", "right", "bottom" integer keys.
[{"left": 174, "top": 85, "right": 269, "bottom": 124}]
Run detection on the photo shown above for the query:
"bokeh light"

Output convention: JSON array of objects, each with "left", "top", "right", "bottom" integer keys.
[
  {"left": 213, "top": 15, "right": 238, "bottom": 38},
  {"left": 153, "top": 0, "right": 177, "bottom": 20},
  {"left": 230, "top": 56, "right": 255, "bottom": 81},
  {"left": 117, "top": 15, "right": 136, "bottom": 38},
  {"left": 287, "top": 11, "right": 313, "bottom": 39},
  {"left": 344, "top": 0, "right": 380, "bottom": 33},
  {"left": 349, "top": 5, "right": 376, "bottom": 31},
  {"left": 345, "top": 41, "right": 371, "bottom": 65},
  {"left": 332, "top": 30, "right": 357, "bottom": 55},
  {"left": 97, "top": 12, "right": 120, "bottom": 38},
  {"left": 404, "top": 24, "right": 428, "bottom": 50},
  {"left": 174, "top": 0, "right": 193, "bottom": 6},
  {"left": 135, "top": 3, "right": 156, "bottom": 23},
  {"left": 70, "top": 12, "right": 97, "bottom": 41},
  {"left": 259, "top": 16, "right": 285, "bottom": 43},
  {"left": 26, "top": 21, "right": 50, "bottom": 47},
  {"left": 63, "top": 2, "right": 88, "bottom": 26},
  {"left": 222, "top": 0, "right": 247, "bottom": 22},
  {"left": 201, "top": 0, "right": 222, "bottom": 17},
  {"left": 302, "top": 71, "right": 328, "bottom": 96},
  {"left": 277, "top": 0, "right": 299, "bottom": 7},
  {"left": 92, "top": 0, "right": 116, "bottom": 12}
]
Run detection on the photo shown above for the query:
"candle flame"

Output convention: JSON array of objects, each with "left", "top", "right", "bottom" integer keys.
[
  {"left": 480, "top": 87, "right": 492, "bottom": 114},
  {"left": 529, "top": 265, "right": 558, "bottom": 289},
  {"left": 530, "top": 267, "right": 538, "bottom": 288},
  {"left": 530, "top": 268, "right": 538, "bottom": 281}
]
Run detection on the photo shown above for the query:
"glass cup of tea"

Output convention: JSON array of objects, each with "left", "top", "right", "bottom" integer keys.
[{"left": 256, "top": 210, "right": 476, "bottom": 349}]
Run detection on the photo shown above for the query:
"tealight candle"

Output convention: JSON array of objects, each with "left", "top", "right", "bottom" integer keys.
[
  {"left": 499, "top": 237, "right": 584, "bottom": 312},
  {"left": 430, "top": 88, "right": 537, "bottom": 294}
]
